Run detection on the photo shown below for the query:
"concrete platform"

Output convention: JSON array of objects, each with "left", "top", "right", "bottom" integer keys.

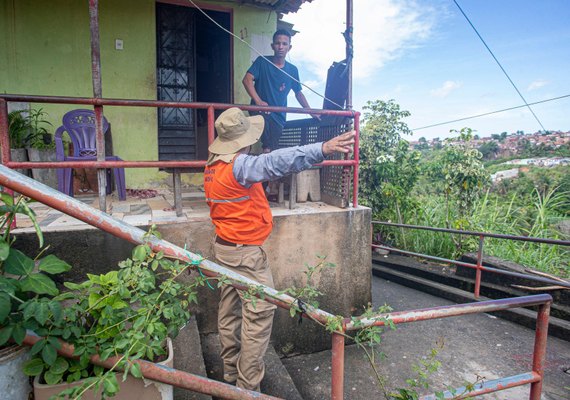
[
  {"left": 282, "top": 276, "right": 570, "bottom": 400},
  {"left": 11, "top": 189, "right": 371, "bottom": 355},
  {"left": 11, "top": 190, "right": 357, "bottom": 234}
]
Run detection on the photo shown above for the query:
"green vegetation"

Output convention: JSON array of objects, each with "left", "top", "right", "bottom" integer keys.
[
  {"left": 7, "top": 108, "right": 55, "bottom": 150},
  {"left": 1, "top": 196, "right": 205, "bottom": 399},
  {"left": 360, "top": 100, "right": 569, "bottom": 278}
]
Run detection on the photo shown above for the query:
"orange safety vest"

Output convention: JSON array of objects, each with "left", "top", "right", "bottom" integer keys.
[{"left": 204, "top": 159, "right": 273, "bottom": 245}]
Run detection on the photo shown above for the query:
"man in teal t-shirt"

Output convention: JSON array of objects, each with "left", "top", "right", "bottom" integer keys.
[{"left": 243, "top": 29, "right": 318, "bottom": 152}]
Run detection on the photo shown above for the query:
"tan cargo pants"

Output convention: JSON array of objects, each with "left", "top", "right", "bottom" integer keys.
[{"left": 214, "top": 241, "right": 277, "bottom": 392}]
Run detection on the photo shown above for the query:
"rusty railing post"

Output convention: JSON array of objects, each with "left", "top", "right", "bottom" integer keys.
[
  {"left": 331, "top": 331, "right": 345, "bottom": 400},
  {"left": 352, "top": 113, "right": 359, "bottom": 208},
  {"left": 529, "top": 301, "right": 550, "bottom": 399},
  {"left": 0, "top": 99, "right": 10, "bottom": 165},
  {"left": 0, "top": 99, "right": 16, "bottom": 228},
  {"left": 207, "top": 106, "right": 215, "bottom": 145},
  {"left": 88, "top": 0, "right": 107, "bottom": 212},
  {"left": 474, "top": 234, "right": 484, "bottom": 298}
]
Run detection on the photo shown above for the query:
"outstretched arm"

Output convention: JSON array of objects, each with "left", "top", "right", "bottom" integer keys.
[
  {"left": 233, "top": 131, "right": 356, "bottom": 186},
  {"left": 295, "top": 91, "right": 321, "bottom": 120}
]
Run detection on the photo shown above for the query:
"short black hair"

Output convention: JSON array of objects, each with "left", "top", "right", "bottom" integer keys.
[{"left": 273, "top": 29, "right": 292, "bottom": 42}]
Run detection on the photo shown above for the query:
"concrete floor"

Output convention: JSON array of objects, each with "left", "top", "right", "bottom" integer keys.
[
  {"left": 282, "top": 276, "right": 570, "bottom": 400},
  {"left": 12, "top": 190, "right": 344, "bottom": 234}
]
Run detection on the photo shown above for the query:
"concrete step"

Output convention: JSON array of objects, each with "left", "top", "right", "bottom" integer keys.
[
  {"left": 172, "top": 316, "right": 212, "bottom": 400},
  {"left": 200, "top": 333, "right": 303, "bottom": 400},
  {"left": 372, "top": 261, "right": 570, "bottom": 342}
]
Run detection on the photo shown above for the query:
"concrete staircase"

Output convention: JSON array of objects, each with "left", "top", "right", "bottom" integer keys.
[
  {"left": 173, "top": 319, "right": 303, "bottom": 400},
  {"left": 372, "top": 253, "right": 570, "bottom": 341},
  {"left": 172, "top": 316, "right": 212, "bottom": 400},
  {"left": 160, "top": 274, "right": 570, "bottom": 400}
]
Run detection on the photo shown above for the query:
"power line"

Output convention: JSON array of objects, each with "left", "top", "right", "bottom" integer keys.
[
  {"left": 453, "top": 0, "right": 546, "bottom": 131},
  {"left": 412, "top": 94, "right": 570, "bottom": 131},
  {"left": 185, "top": 0, "right": 344, "bottom": 110}
]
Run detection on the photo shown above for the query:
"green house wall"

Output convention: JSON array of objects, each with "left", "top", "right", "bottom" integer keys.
[{"left": 0, "top": 0, "right": 277, "bottom": 188}]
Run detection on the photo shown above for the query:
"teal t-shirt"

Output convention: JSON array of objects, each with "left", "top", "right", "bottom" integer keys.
[{"left": 247, "top": 56, "right": 302, "bottom": 126}]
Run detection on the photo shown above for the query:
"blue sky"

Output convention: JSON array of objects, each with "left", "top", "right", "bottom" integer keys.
[{"left": 284, "top": 0, "right": 570, "bottom": 140}]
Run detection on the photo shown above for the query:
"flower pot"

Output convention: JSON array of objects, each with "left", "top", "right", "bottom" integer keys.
[
  {"left": 9, "top": 148, "right": 31, "bottom": 177},
  {"left": 33, "top": 338, "right": 174, "bottom": 400},
  {"left": 0, "top": 344, "right": 32, "bottom": 400},
  {"left": 27, "top": 148, "right": 58, "bottom": 189}
]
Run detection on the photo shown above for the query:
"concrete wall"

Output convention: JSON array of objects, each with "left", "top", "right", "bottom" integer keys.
[
  {"left": 0, "top": 0, "right": 158, "bottom": 187},
  {"left": 0, "top": 0, "right": 277, "bottom": 188},
  {"left": 14, "top": 207, "right": 372, "bottom": 354}
]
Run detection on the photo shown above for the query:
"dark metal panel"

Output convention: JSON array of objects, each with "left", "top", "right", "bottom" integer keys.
[{"left": 156, "top": 3, "right": 196, "bottom": 160}]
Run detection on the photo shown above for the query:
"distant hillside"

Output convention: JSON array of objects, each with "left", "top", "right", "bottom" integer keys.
[{"left": 411, "top": 130, "right": 570, "bottom": 159}]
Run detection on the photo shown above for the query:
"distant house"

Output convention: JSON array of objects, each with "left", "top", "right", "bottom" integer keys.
[{"left": 0, "top": 0, "right": 313, "bottom": 188}]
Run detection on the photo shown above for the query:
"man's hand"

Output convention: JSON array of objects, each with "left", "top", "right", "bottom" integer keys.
[
  {"left": 322, "top": 131, "right": 356, "bottom": 156},
  {"left": 255, "top": 100, "right": 270, "bottom": 114}
]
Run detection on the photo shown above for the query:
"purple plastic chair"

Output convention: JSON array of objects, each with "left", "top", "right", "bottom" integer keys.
[{"left": 55, "top": 109, "right": 126, "bottom": 200}]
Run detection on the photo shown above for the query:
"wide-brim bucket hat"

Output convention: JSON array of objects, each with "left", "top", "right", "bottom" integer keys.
[{"left": 208, "top": 107, "right": 264, "bottom": 155}]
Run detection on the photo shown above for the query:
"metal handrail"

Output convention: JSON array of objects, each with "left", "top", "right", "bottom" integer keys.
[
  {"left": 373, "top": 221, "right": 570, "bottom": 246},
  {"left": 372, "top": 221, "right": 570, "bottom": 297},
  {"left": 0, "top": 95, "right": 360, "bottom": 208},
  {"left": 0, "top": 166, "right": 553, "bottom": 400}
]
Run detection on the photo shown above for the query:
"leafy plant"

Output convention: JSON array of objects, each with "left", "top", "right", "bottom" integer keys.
[
  {"left": 359, "top": 99, "right": 421, "bottom": 224},
  {"left": 8, "top": 110, "right": 31, "bottom": 149},
  {"left": 0, "top": 193, "right": 71, "bottom": 351},
  {"left": 20, "top": 225, "right": 205, "bottom": 399},
  {"left": 0, "top": 196, "right": 207, "bottom": 399},
  {"left": 25, "top": 108, "right": 55, "bottom": 150},
  {"left": 278, "top": 255, "right": 335, "bottom": 318}
]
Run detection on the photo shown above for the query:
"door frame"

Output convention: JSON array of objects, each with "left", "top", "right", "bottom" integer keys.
[{"left": 156, "top": 0, "right": 234, "bottom": 103}]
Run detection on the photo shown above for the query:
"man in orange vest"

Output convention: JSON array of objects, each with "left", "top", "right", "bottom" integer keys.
[{"left": 204, "top": 107, "right": 354, "bottom": 392}]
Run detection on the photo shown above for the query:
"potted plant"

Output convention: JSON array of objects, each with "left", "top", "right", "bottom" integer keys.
[
  {"left": 7, "top": 109, "right": 32, "bottom": 177},
  {"left": 20, "top": 226, "right": 200, "bottom": 400},
  {"left": 25, "top": 108, "right": 58, "bottom": 189},
  {"left": 0, "top": 192, "right": 70, "bottom": 400},
  {"left": 1, "top": 191, "right": 201, "bottom": 399}
]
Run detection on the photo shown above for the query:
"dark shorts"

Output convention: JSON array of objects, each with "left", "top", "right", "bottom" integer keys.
[{"left": 251, "top": 113, "right": 283, "bottom": 151}]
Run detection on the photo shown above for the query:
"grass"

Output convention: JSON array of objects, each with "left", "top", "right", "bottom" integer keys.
[{"left": 377, "top": 187, "right": 570, "bottom": 279}]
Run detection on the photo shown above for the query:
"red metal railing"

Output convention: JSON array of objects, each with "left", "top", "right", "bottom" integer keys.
[
  {"left": 372, "top": 221, "right": 570, "bottom": 298},
  {"left": 0, "top": 96, "right": 360, "bottom": 208},
  {"left": 344, "top": 294, "right": 552, "bottom": 399},
  {"left": 0, "top": 166, "right": 553, "bottom": 400}
]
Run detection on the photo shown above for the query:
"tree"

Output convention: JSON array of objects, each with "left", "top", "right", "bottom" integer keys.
[
  {"left": 415, "top": 136, "right": 429, "bottom": 150},
  {"left": 430, "top": 128, "right": 490, "bottom": 253},
  {"left": 432, "top": 137, "right": 443, "bottom": 150},
  {"left": 359, "top": 100, "right": 421, "bottom": 222},
  {"left": 478, "top": 141, "right": 500, "bottom": 159}
]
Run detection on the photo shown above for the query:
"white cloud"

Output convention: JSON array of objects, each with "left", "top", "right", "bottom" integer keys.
[
  {"left": 430, "top": 80, "right": 462, "bottom": 98},
  {"left": 285, "top": 0, "right": 438, "bottom": 81},
  {"left": 527, "top": 79, "right": 549, "bottom": 91}
]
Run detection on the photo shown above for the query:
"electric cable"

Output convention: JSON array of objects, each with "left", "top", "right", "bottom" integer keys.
[
  {"left": 453, "top": 0, "right": 546, "bottom": 132},
  {"left": 412, "top": 93, "right": 570, "bottom": 131},
  {"left": 185, "top": 0, "right": 344, "bottom": 110}
]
